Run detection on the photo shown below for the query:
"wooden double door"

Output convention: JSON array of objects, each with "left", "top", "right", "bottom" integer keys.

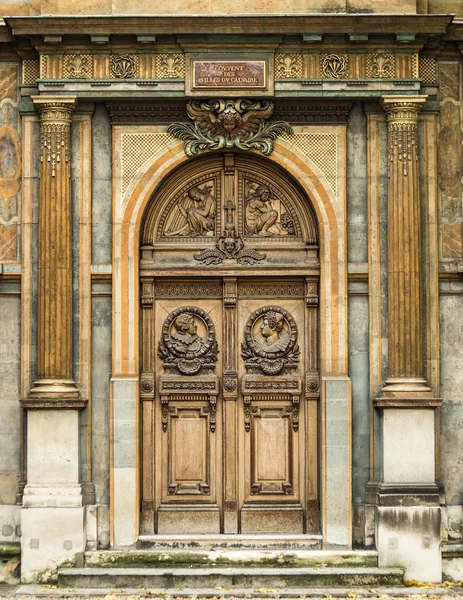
[{"left": 140, "top": 275, "right": 320, "bottom": 535}]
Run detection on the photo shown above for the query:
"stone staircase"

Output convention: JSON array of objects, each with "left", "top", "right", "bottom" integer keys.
[{"left": 58, "top": 535, "right": 404, "bottom": 591}]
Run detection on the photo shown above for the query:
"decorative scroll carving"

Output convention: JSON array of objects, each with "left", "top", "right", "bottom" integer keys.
[
  {"left": 110, "top": 54, "right": 138, "bottom": 78},
  {"left": 366, "top": 53, "right": 395, "bottom": 79},
  {"left": 275, "top": 54, "right": 303, "bottom": 79},
  {"left": 63, "top": 54, "right": 92, "bottom": 79},
  {"left": 244, "top": 181, "right": 295, "bottom": 237},
  {"left": 241, "top": 306, "right": 299, "bottom": 376},
  {"left": 167, "top": 99, "right": 292, "bottom": 157},
  {"left": 158, "top": 306, "right": 218, "bottom": 376},
  {"left": 321, "top": 54, "right": 348, "bottom": 79},
  {"left": 194, "top": 228, "right": 266, "bottom": 266}
]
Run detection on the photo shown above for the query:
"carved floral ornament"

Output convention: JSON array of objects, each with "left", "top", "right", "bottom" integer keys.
[{"left": 167, "top": 99, "right": 293, "bottom": 157}]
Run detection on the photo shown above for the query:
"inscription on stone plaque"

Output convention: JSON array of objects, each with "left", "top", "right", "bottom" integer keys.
[{"left": 192, "top": 61, "right": 267, "bottom": 90}]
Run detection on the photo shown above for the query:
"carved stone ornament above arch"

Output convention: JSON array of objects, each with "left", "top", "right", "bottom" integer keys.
[{"left": 141, "top": 153, "right": 319, "bottom": 257}]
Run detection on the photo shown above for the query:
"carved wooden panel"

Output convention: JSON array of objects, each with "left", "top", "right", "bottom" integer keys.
[
  {"left": 250, "top": 406, "right": 295, "bottom": 496},
  {"left": 167, "top": 406, "right": 211, "bottom": 496}
]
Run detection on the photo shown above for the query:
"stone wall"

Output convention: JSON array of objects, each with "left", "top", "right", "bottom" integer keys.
[
  {"left": 438, "top": 58, "right": 463, "bottom": 544},
  {"left": 0, "top": 60, "right": 21, "bottom": 544},
  {"left": 1, "top": 0, "right": 463, "bottom": 16}
]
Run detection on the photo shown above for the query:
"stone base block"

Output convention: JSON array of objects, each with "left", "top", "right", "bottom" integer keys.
[
  {"left": 377, "top": 505, "right": 441, "bottom": 583},
  {"left": 443, "top": 545, "right": 463, "bottom": 580},
  {"left": 0, "top": 505, "right": 21, "bottom": 542},
  {"left": 21, "top": 506, "right": 85, "bottom": 583}
]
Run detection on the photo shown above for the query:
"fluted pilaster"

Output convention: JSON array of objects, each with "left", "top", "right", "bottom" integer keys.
[
  {"left": 381, "top": 96, "right": 430, "bottom": 395},
  {"left": 29, "top": 96, "right": 80, "bottom": 403}
]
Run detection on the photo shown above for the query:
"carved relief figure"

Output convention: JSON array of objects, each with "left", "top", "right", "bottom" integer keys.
[
  {"left": 254, "top": 310, "right": 291, "bottom": 353},
  {"left": 180, "top": 185, "right": 216, "bottom": 236},
  {"left": 166, "top": 184, "right": 216, "bottom": 237},
  {"left": 245, "top": 184, "right": 278, "bottom": 236},
  {"left": 244, "top": 182, "right": 295, "bottom": 237}
]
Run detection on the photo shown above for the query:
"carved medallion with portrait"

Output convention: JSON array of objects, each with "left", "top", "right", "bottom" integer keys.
[
  {"left": 158, "top": 305, "right": 218, "bottom": 375},
  {"left": 241, "top": 305, "right": 299, "bottom": 375}
]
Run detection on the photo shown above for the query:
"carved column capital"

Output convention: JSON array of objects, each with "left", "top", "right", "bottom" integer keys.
[
  {"left": 32, "top": 96, "right": 76, "bottom": 122},
  {"left": 381, "top": 96, "right": 427, "bottom": 123}
]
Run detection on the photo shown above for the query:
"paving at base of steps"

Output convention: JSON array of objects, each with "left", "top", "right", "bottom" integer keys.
[{"left": 2, "top": 584, "right": 463, "bottom": 600}]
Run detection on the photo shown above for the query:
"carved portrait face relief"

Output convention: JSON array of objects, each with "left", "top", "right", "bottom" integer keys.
[
  {"left": 158, "top": 306, "right": 218, "bottom": 375},
  {"left": 241, "top": 305, "right": 299, "bottom": 375}
]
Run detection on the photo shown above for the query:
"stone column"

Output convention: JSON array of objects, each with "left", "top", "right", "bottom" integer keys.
[
  {"left": 373, "top": 96, "right": 442, "bottom": 583},
  {"left": 21, "top": 97, "right": 85, "bottom": 582},
  {"left": 381, "top": 96, "right": 429, "bottom": 395},
  {"left": 29, "top": 96, "right": 80, "bottom": 403}
]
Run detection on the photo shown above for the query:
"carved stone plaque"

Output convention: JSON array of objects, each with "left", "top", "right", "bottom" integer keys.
[
  {"left": 186, "top": 54, "right": 274, "bottom": 96},
  {"left": 192, "top": 61, "right": 267, "bottom": 90}
]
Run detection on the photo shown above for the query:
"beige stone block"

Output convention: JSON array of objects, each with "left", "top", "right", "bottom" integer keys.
[
  {"left": 347, "top": 0, "right": 417, "bottom": 11},
  {"left": 382, "top": 410, "right": 435, "bottom": 484},
  {"left": 21, "top": 506, "right": 85, "bottom": 583},
  {"left": 40, "top": 0, "right": 111, "bottom": 13},
  {"left": 27, "top": 411, "right": 79, "bottom": 485},
  {"left": 378, "top": 506, "right": 441, "bottom": 583},
  {"left": 429, "top": 0, "right": 463, "bottom": 16},
  {"left": 0, "top": 2, "right": 31, "bottom": 15},
  {"left": 113, "top": 467, "right": 137, "bottom": 546}
]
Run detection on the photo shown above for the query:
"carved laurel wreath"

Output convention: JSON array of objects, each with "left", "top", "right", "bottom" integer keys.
[
  {"left": 158, "top": 305, "right": 218, "bottom": 375},
  {"left": 241, "top": 305, "right": 299, "bottom": 375}
]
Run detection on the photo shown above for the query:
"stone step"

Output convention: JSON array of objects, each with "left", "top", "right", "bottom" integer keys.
[
  {"left": 138, "top": 534, "right": 322, "bottom": 550},
  {"left": 84, "top": 549, "right": 378, "bottom": 569},
  {"left": 59, "top": 566, "right": 404, "bottom": 589}
]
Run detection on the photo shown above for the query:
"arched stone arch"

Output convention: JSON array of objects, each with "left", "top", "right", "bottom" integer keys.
[{"left": 110, "top": 132, "right": 350, "bottom": 549}]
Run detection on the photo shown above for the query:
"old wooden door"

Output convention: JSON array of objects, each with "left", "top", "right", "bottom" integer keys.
[{"left": 140, "top": 154, "right": 320, "bottom": 535}]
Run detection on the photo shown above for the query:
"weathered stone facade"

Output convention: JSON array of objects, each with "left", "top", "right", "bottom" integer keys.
[{"left": 0, "top": 0, "right": 462, "bottom": 586}]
